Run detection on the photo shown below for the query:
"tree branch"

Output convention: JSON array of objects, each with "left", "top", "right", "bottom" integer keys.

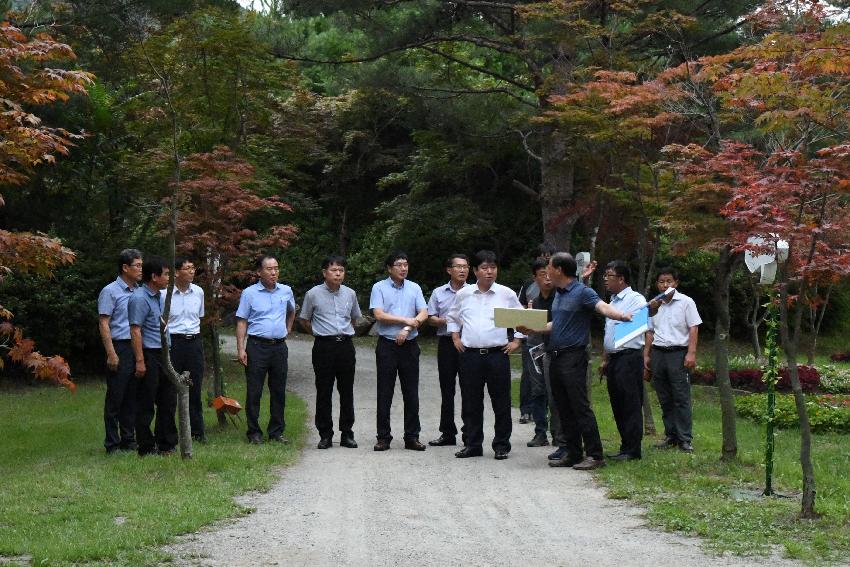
[{"left": 512, "top": 179, "right": 539, "bottom": 200}]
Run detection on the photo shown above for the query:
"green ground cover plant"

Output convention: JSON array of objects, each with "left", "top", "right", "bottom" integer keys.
[
  {"left": 736, "top": 393, "right": 850, "bottom": 433},
  {"left": 0, "top": 362, "right": 306, "bottom": 566}
]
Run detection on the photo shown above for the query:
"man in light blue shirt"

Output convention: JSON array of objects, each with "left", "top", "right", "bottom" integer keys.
[
  {"left": 600, "top": 260, "right": 647, "bottom": 461},
  {"left": 97, "top": 248, "right": 142, "bottom": 454},
  {"left": 426, "top": 253, "right": 470, "bottom": 446},
  {"left": 128, "top": 256, "right": 176, "bottom": 456},
  {"left": 369, "top": 251, "right": 429, "bottom": 451},
  {"left": 236, "top": 254, "right": 296, "bottom": 444},
  {"left": 162, "top": 257, "right": 206, "bottom": 443}
]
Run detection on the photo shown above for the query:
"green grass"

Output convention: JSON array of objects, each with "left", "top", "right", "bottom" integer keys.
[
  {"left": 0, "top": 360, "right": 307, "bottom": 566},
  {"left": 512, "top": 368, "right": 850, "bottom": 563}
]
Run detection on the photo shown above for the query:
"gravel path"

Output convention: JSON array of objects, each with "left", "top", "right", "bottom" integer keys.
[{"left": 168, "top": 336, "right": 797, "bottom": 567}]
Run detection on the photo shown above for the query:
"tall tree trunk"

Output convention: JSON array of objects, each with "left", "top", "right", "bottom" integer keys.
[
  {"left": 713, "top": 246, "right": 738, "bottom": 461},
  {"left": 209, "top": 321, "right": 227, "bottom": 426},
  {"left": 539, "top": 129, "right": 577, "bottom": 250},
  {"left": 805, "top": 283, "right": 832, "bottom": 365},
  {"left": 338, "top": 206, "right": 349, "bottom": 255},
  {"left": 779, "top": 282, "right": 817, "bottom": 518}
]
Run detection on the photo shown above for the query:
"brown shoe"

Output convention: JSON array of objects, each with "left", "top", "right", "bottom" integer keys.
[
  {"left": 404, "top": 439, "right": 426, "bottom": 451},
  {"left": 548, "top": 454, "right": 583, "bottom": 467},
  {"left": 374, "top": 439, "right": 391, "bottom": 451},
  {"left": 572, "top": 457, "right": 606, "bottom": 470},
  {"left": 654, "top": 437, "right": 677, "bottom": 449}
]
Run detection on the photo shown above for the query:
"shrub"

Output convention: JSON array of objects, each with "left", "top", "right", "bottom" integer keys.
[
  {"left": 819, "top": 365, "right": 850, "bottom": 394},
  {"left": 735, "top": 393, "right": 850, "bottom": 433},
  {"left": 830, "top": 351, "right": 850, "bottom": 362},
  {"left": 692, "top": 365, "right": 821, "bottom": 393}
]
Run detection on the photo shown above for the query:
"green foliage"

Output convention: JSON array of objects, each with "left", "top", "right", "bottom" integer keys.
[
  {"left": 818, "top": 365, "right": 850, "bottom": 394},
  {"left": 736, "top": 393, "right": 850, "bottom": 433}
]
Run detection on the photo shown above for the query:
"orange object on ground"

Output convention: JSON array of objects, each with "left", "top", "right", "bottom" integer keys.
[{"left": 212, "top": 396, "right": 242, "bottom": 415}]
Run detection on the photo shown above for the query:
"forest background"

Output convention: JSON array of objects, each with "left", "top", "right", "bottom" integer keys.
[{"left": 2, "top": 0, "right": 850, "bottom": 377}]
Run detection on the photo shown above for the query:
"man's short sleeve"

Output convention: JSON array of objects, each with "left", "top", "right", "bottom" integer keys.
[
  {"left": 685, "top": 297, "right": 702, "bottom": 327},
  {"left": 128, "top": 294, "right": 148, "bottom": 327},
  {"left": 350, "top": 289, "right": 362, "bottom": 320},
  {"left": 300, "top": 289, "right": 315, "bottom": 320},
  {"left": 97, "top": 286, "right": 115, "bottom": 317},
  {"left": 582, "top": 285, "right": 601, "bottom": 309},
  {"left": 235, "top": 288, "right": 251, "bottom": 320},
  {"left": 415, "top": 285, "right": 427, "bottom": 312},
  {"left": 198, "top": 287, "right": 205, "bottom": 318},
  {"left": 286, "top": 289, "right": 296, "bottom": 313},
  {"left": 369, "top": 283, "right": 384, "bottom": 311},
  {"left": 427, "top": 289, "right": 439, "bottom": 316}
]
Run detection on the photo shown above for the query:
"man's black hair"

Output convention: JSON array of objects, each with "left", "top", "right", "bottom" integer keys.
[
  {"left": 322, "top": 254, "right": 347, "bottom": 269},
  {"left": 605, "top": 260, "right": 631, "bottom": 285},
  {"left": 657, "top": 266, "right": 679, "bottom": 281},
  {"left": 531, "top": 257, "right": 549, "bottom": 275},
  {"left": 384, "top": 250, "right": 409, "bottom": 268},
  {"left": 255, "top": 254, "right": 277, "bottom": 270},
  {"left": 550, "top": 252, "right": 577, "bottom": 277},
  {"left": 472, "top": 250, "right": 498, "bottom": 269},
  {"left": 175, "top": 256, "right": 193, "bottom": 270},
  {"left": 537, "top": 243, "right": 557, "bottom": 257},
  {"left": 142, "top": 256, "right": 168, "bottom": 283},
  {"left": 445, "top": 253, "right": 469, "bottom": 268},
  {"left": 118, "top": 248, "right": 142, "bottom": 274}
]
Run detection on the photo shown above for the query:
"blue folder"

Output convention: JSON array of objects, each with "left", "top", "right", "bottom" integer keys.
[{"left": 614, "top": 305, "right": 649, "bottom": 349}]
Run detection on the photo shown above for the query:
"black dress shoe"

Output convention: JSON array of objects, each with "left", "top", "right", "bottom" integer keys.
[
  {"left": 339, "top": 434, "right": 358, "bottom": 449},
  {"left": 404, "top": 439, "right": 426, "bottom": 451},
  {"left": 317, "top": 437, "right": 332, "bottom": 449},
  {"left": 527, "top": 433, "right": 549, "bottom": 447},
  {"left": 609, "top": 453, "right": 641, "bottom": 461},
  {"left": 247, "top": 434, "right": 263, "bottom": 445},
  {"left": 428, "top": 434, "right": 457, "bottom": 446},
  {"left": 494, "top": 450, "right": 509, "bottom": 460},
  {"left": 455, "top": 446, "right": 483, "bottom": 458},
  {"left": 548, "top": 454, "right": 583, "bottom": 467},
  {"left": 192, "top": 435, "right": 207, "bottom": 444},
  {"left": 679, "top": 442, "right": 694, "bottom": 453},
  {"left": 518, "top": 414, "right": 531, "bottom": 424},
  {"left": 374, "top": 439, "right": 391, "bottom": 451},
  {"left": 269, "top": 435, "right": 290, "bottom": 445}
]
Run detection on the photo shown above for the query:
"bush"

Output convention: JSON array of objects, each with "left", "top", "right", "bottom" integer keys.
[
  {"left": 819, "top": 365, "right": 850, "bottom": 394},
  {"left": 830, "top": 351, "right": 850, "bottom": 362},
  {"left": 690, "top": 365, "right": 820, "bottom": 393},
  {"left": 735, "top": 393, "right": 850, "bottom": 433}
]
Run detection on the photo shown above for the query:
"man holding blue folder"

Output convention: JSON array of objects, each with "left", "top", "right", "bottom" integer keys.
[{"left": 601, "top": 261, "right": 647, "bottom": 461}]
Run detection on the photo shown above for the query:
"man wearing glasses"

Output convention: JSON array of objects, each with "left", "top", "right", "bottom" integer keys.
[
  {"left": 426, "top": 254, "right": 471, "bottom": 446},
  {"left": 600, "top": 261, "right": 647, "bottom": 461},
  {"left": 162, "top": 257, "right": 206, "bottom": 443},
  {"left": 98, "top": 248, "right": 143, "bottom": 454},
  {"left": 236, "top": 255, "right": 296, "bottom": 445},
  {"left": 370, "top": 251, "right": 429, "bottom": 451}
]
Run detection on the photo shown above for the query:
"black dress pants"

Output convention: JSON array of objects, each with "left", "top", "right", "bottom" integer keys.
[
  {"left": 245, "top": 338, "right": 288, "bottom": 439},
  {"left": 651, "top": 348, "right": 693, "bottom": 443},
  {"left": 312, "top": 336, "right": 356, "bottom": 439},
  {"left": 436, "top": 336, "right": 460, "bottom": 436},
  {"left": 605, "top": 349, "right": 644, "bottom": 457},
  {"left": 170, "top": 335, "right": 205, "bottom": 439},
  {"left": 136, "top": 348, "right": 178, "bottom": 455},
  {"left": 458, "top": 349, "right": 512, "bottom": 453},
  {"left": 549, "top": 349, "right": 603, "bottom": 460},
  {"left": 103, "top": 340, "right": 137, "bottom": 451},
  {"left": 375, "top": 337, "right": 420, "bottom": 442}
]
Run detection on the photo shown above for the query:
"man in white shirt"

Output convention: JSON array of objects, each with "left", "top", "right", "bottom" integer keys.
[
  {"left": 600, "top": 261, "right": 647, "bottom": 461},
  {"left": 163, "top": 257, "right": 206, "bottom": 442},
  {"left": 446, "top": 250, "right": 524, "bottom": 460},
  {"left": 644, "top": 267, "right": 702, "bottom": 453}
]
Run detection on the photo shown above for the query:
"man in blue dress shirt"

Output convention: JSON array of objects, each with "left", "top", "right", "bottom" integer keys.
[
  {"left": 236, "top": 254, "right": 296, "bottom": 445},
  {"left": 162, "top": 257, "right": 206, "bottom": 443},
  {"left": 520, "top": 252, "right": 630, "bottom": 471},
  {"left": 97, "top": 248, "right": 143, "bottom": 454},
  {"left": 299, "top": 254, "right": 363, "bottom": 450},
  {"left": 425, "top": 253, "right": 470, "bottom": 446},
  {"left": 369, "top": 251, "right": 429, "bottom": 452},
  {"left": 129, "top": 256, "right": 177, "bottom": 456}
]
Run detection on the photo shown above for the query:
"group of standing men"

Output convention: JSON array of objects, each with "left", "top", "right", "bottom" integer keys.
[{"left": 99, "top": 246, "right": 702, "bottom": 469}]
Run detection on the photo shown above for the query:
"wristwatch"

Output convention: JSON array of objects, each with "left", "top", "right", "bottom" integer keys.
[{"left": 403, "top": 326, "right": 412, "bottom": 332}]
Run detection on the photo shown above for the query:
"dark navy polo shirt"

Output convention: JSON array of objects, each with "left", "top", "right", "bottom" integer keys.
[{"left": 549, "top": 279, "right": 601, "bottom": 350}]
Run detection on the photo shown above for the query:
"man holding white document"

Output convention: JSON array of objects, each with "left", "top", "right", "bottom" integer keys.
[
  {"left": 447, "top": 250, "right": 524, "bottom": 460},
  {"left": 601, "top": 261, "right": 647, "bottom": 461}
]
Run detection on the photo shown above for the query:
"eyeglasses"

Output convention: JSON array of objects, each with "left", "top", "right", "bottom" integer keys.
[
  {"left": 128, "top": 262, "right": 143, "bottom": 269},
  {"left": 179, "top": 266, "right": 196, "bottom": 272},
  {"left": 450, "top": 264, "right": 469, "bottom": 270},
  {"left": 604, "top": 273, "right": 622, "bottom": 279},
  {"left": 392, "top": 262, "right": 409, "bottom": 268}
]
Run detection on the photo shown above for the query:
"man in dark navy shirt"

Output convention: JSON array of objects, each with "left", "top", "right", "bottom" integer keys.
[{"left": 520, "top": 252, "right": 630, "bottom": 471}]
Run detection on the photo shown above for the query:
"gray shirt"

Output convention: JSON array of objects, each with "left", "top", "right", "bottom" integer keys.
[
  {"left": 427, "top": 281, "right": 471, "bottom": 336},
  {"left": 300, "top": 283, "right": 362, "bottom": 337},
  {"left": 603, "top": 287, "right": 646, "bottom": 353}
]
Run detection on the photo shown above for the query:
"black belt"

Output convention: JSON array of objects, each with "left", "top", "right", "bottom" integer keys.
[
  {"left": 314, "top": 335, "right": 352, "bottom": 342},
  {"left": 608, "top": 348, "right": 641, "bottom": 358},
  {"left": 112, "top": 339, "right": 131, "bottom": 344},
  {"left": 170, "top": 333, "right": 200, "bottom": 341},
  {"left": 652, "top": 345, "right": 687, "bottom": 352},
  {"left": 248, "top": 335, "right": 286, "bottom": 345},
  {"left": 379, "top": 336, "right": 416, "bottom": 344},
  {"left": 548, "top": 345, "right": 586, "bottom": 359},
  {"left": 465, "top": 346, "right": 505, "bottom": 355}
]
